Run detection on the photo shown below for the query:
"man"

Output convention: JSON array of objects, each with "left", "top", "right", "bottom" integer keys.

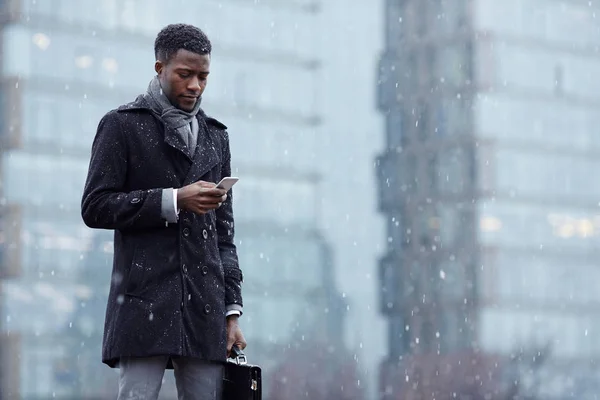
[{"left": 81, "top": 24, "right": 246, "bottom": 400}]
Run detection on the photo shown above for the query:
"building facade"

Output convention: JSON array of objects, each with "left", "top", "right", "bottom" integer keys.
[
  {"left": 0, "top": 0, "right": 334, "bottom": 398},
  {"left": 377, "top": 0, "right": 600, "bottom": 398}
]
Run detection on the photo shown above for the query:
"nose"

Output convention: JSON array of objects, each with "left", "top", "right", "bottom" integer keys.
[{"left": 188, "top": 77, "right": 202, "bottom": 94}]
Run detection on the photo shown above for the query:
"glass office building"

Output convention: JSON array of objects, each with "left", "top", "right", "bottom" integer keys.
[
  {"left": 0, "top": 0, "right": 331, "bottom": 398},
  {"left": 377, "top": 0, "right": 600, "bottom": 398}
]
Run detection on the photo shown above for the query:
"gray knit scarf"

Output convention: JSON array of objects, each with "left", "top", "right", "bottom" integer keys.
[{"left": 143, "top": 75, "right": 202, "bottom": 145}]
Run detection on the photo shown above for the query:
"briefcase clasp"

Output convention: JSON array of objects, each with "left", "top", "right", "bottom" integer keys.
[
  {"left": 233, "top": 353, "right": 247, "bottom": 365},
  {"left": 227, "top": 345, "right": 248, "bottom": 365}
]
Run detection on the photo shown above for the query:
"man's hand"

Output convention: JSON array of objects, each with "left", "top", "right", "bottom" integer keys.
[
  {"left": 226, "top": 316, "right": 247, "bottom": 358},
  {"left": 177, "top": 180, "right": 227, "bottom": 215}
]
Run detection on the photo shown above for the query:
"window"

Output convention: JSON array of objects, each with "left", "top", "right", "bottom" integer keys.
[
  {"left": 545, "top": 1, "right": 600, "bottom": 48},
  {"left": 384, "top": 2, "right": 403, "bottom": 44},
  {"left": 486, "top": 250, "right": 600, "bottom": 306},
  {"left": 437, "top": 44, "right": 472, "bottom": 87},
  {"left": 234, "top": 174, "right": 318, "bottom": 227},
  {"left": 440, "top": 309, "right": 470, "bottom": 351},
  {"left": 3, "top": 25, "right": 156, "bottom": 91},
  {"left": 26, "top": 95, "right": 57, "bottom": 144},
  {"left": 4, "top": 151, "right": 89, "bottom": 207},
  {"left": 227, "top": 117, "right": 319, "bottom": 171},
  {"left": 379, "top": 252, "right": 402, "bottom": 312},
  {"left": 93, "top": 0, "right": 119, "bottom": 29},
  {"left": 475, "top": 0, "right": 600, "bottom": 48},
  {"left": 232, "top": 73, "right": 247, "bottom": 106},
  {"left": 385, "top": 111, "right": 403, "bottom": 149},
  {"left": 437, "top": 257, "right": 469, "bottom": 301},
  {"left": 554, "top": 64, "right": 563, "bottom": 96},
  {"left": 475, "top": 94, "right": 600, "bottom": 150},
  {"left": 208, "top": 57, "right": 317, "bottom": 116},
  {"left": 2, "top": 25, "right": 33, "bottom": 76},
  {"left": 480, "top": 309, "right": 596, "bottom": 358},
  {"left": 436, "top": 203, "right": 470, "bottom": 248},
  {"left": 434, "top": 144, "right": 474, "bottom": 195},
  {"left": 433, "top": 0, "right": 468, "bottom": 35},
  {"left": 478, "top": 200, "right": 600, "bottom": 250},
  {"left": 492, "top": 42, "right": 600, "bottom": 101},
  {"left": 389, "top": 316, "right": 409, "bottom": 357},
  {"left": 436, "top": 96, "right": 471, "bottom": 136},
  {"left": 414, "top": 101, "right": 430, "bottom": 141},
  {"left": 421, "top": 320, "right": 435, "bottom": 351},
  {"left": 0, "top": 205, "right": 22, "bottom": 279},
  {"left": 493, "top": 148, "right": 600, "bottom": 201},
  {"left": 21, "top": 0, "right": 57, "bottom": 16},
  {"left": 186, "top": 2, "right": 317, "bottom": 60},
  {"left": 20, "top": 88, "right": 122, "bottom": 151},
  {"left": 20, "top": 209, "right": 93, "bottom": 279},
  {"left": 236, "top": 233, "right": 325, "bottom": 338}
]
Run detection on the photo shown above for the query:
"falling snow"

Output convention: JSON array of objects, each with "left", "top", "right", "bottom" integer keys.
[{"left": 0, "top": 1, "right": 598, "bottom": 399}]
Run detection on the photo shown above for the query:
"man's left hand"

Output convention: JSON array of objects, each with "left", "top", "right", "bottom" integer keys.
[{"left": 226, "top": 316, "right": 247, "bottom": 358}]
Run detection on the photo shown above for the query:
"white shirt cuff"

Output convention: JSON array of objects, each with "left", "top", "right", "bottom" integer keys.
[
  {"left": 173, "top": 188, "right": 179, "bottom": 216},
  {"left": 161, "top": 188, "right": 179, "bottom": 224},
  {"left": 226, "top": 310, "right": 241, "bottom": 317},
  {"left": 226, "top": 304, "right": 243, "bottom": 317}
]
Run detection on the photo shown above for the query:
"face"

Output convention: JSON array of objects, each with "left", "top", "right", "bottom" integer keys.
[{"left": 155, "top": 49, "right": 210, "bottom": 112}]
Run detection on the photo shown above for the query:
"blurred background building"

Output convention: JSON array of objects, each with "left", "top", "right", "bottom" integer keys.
[
  {"left": 377, "top": 0, "right": 600, "bottom": 399},
  {"left": 3, "top": 0, "right": 599, "bottom": 399},
  {"left": 0, "top": 0, "right": 383, "bottom": 399}
]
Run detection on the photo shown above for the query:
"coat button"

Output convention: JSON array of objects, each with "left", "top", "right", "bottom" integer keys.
[
  {"left": 204, "top": 304, "right": 211, "bottom": 314},
  {"left": 183, "top": 264, "right": 188, "bottom": 274},
  {"left": 202, "top": 229, "right": 208, "bottom": 239},
  {"left": 183, "top": 227, "right": 190, "bottom": 237},
  {"left": 130, "top": 197, "right": 140, "bottom": 204},
  {"left": 202, "top": 266, "right": 209, "bottom": 275}
]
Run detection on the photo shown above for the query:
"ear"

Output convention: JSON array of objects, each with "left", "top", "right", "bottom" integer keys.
[{"left": 154, "top": 60, "right": 164, "bottom": 75}]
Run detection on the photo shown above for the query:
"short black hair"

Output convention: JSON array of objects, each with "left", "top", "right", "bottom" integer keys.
[{"left": 154, "top": 23, "right": 212, "bottom": 63}]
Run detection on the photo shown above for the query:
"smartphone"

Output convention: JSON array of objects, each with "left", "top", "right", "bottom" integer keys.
[{"left": 216, "top": 177, "right": 239, "bottom": 191}]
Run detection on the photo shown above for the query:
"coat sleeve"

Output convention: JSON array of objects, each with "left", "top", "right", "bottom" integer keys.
[
  {"left": 81, "top": 111, "right": 165, "bottom": 231},
  {"left": 215, "top": 129, "right": 244, "bottom": 308}
]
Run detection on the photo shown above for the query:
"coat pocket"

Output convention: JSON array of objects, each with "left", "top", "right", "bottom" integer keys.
[{"left": 125, "top": 245, "right": 149, "bottom": 296}]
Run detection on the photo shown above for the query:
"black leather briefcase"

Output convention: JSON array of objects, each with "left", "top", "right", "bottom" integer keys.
[{"left": 222, "top": 346, "right": 262, "bottom": 400}]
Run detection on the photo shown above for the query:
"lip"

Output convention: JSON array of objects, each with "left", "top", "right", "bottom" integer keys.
[{"left": 181, "top": 96, "right": 198, "bottom": 100}]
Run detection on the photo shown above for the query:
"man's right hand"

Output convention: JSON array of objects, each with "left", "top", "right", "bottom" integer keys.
[{"left": 177, "top": 181, "right": 227, "bottom": 215}]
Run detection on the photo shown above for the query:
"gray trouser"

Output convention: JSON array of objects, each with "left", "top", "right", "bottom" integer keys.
[{"left": 117, "top": 356, "right": 223, "bottom": 400}]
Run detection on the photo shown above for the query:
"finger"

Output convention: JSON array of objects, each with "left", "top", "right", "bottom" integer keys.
[
  {"left": 201, "top": 187, "right": 226, "bottom": 195},
  {"left": 196, "top": 180, "right": 214, "bottom": 188},
  {"left": 202, "top": 195, "right": 226, "bottom": 207},
  {"left": 197, "top": 197, "right": 221, "bottom": 207},
  {"left": 195, "top": 206, "right": 210, "bottom": 214},
  {"left": 198, "top": 202, "right": 220, "bottom": 211}
]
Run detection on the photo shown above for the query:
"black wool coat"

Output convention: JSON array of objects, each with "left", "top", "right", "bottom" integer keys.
[{"left": 81, "top": 96, "right": 243, "bottom": 368}]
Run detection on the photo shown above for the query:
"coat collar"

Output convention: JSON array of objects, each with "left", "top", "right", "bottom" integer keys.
[
  {"left": 117, "top": 95, "right": 226, "bottom": 181},
  {"left": 117, "top": 95, "right": 228, "bottom": 130}
]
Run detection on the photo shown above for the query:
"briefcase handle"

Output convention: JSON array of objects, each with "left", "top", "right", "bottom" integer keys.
[{"left": 227, "top": 345, "right": 248, "bottom": 366}]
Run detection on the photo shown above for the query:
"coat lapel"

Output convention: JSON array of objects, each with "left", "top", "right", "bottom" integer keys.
[
  {"left": 119, "top": 96, "right": 194, "bottom": 163},
  {"left": 183, "top": 115, "right": 221, "bottom": 185},
  {"left": 164, "top": 124, "right": 193, "bottom": 163},
  {"left": 117, "top": 97, "right": 221, "bottom": 185}
]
